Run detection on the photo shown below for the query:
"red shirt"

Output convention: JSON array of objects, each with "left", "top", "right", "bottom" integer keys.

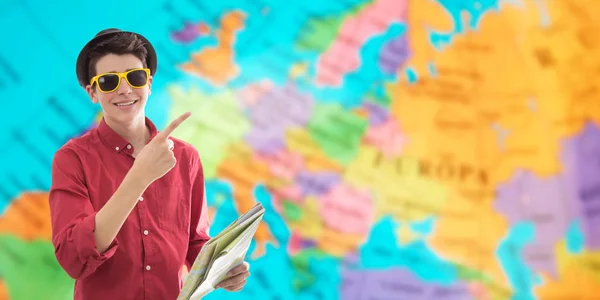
[{"left": 49, "top": 117, "right": 210, "bottom": 300}]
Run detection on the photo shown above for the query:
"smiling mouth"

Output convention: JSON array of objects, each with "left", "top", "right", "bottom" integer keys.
[{"left": 114, "top": 100, "right": 138, "bottom": 107}]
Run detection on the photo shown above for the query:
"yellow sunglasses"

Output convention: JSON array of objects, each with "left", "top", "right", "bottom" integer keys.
[{"left": 89, "top": 68, "right": 150, "bottom": 93}]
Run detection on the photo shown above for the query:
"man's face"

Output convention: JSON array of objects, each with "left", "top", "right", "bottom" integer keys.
[{"left": 85, "top": 53, "right": 152, "bottom": 125}]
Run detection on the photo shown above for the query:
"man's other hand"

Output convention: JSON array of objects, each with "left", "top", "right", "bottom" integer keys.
[{"left": 215, "top": 262, "right": 250, "bottom": 292}]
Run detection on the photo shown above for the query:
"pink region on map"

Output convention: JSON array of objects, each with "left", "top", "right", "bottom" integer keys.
[
  {"left": 364, "top": 117, "right": 406, "bottom": 157},
  {"left": 270, "top": 185, "right": 303, "bottom": 206},
  {"left": 494, "top": 170, "right": 575, "bottom": 277},
  {"left": 257, "top": 149, "right": 304, "bottom": 180},
  {"left": 235, "top": 80, "right": 275, "bottom": 107},
  {"left": 288, "top": 231, "right": 303, "bottom": 254},
  {"left": 288, "top": 231, "right": 318, "bottom": 254},
  {"left": 314, "top": 0, "right": 408, "bottom": 87},
  {"left": 319, "top": 184, "right": 375, "bottom": 235},
  {"left": 560, "top": 122, "right": 600, "bottom": 249}
]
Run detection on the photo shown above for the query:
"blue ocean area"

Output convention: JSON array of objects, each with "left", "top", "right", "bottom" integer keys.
[
  {"left": 565, "top": 220, "right": 584, "bottom": 254},
  {"left": 359, "top": 216, "right": 458, "bottom": 284},
  {"left": 0, "top": 0, "right": 505, "bottom": 214},
  {"left": 496, "top": 222, "right": 541, "bottom": 300}
]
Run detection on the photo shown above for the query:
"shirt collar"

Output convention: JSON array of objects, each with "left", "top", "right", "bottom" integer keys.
[{"left": 97, "top": 116, "right": 158, "bottom": 154}]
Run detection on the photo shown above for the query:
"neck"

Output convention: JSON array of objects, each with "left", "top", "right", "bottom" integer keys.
[{"left": 105, "top": 115, "right": 150, "bottom": 149}]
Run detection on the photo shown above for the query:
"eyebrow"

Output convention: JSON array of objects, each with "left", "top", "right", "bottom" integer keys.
[{"left": 106, "top": 68, "right": 138, "bottom": 73}]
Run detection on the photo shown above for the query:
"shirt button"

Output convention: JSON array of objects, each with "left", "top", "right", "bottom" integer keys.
[
  {"left": 139, "top": 196, "right": 144, "bottom": 201},
  {"left": 127, "top": 144, "right": 132, "bottom": 149},
  {"left": 115, "top": 146, "right": 120, "bottom": 151},
  {"left": 146, "top": 265, "right": 151, "bottom": 271},
  {"left": 143, "top": 230, "right": 149, "bottom": 235}
]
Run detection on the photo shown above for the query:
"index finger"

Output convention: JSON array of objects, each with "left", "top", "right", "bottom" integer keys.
[{"left": 156, "top": 112, "right": 191, "bottom": 139}]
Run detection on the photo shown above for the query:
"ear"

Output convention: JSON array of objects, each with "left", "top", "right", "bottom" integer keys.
[
  {"left": 85, "top": 85, "right": 99, "bottom": 104},
  {"left": 148, "top": 76, "right": 153, "bottom": 96}
]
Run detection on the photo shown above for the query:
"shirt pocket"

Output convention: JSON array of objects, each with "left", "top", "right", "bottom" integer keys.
[{"left": 155, "top": 184, "right": 191, "bottom": 234}]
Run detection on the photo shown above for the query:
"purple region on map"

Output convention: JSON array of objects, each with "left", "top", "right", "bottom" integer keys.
[
  {"left": 300, "top": 238, "right": 317, "bottom": 248},
  {"left": 341, "top": 265, "right": 471, "bottom": 300},
  {"left": 494, "top": 170, "right": 575, "bottom": 277},
  {"left": 561, "top": 121, "right": 600, "bottom": 249},
  {"left": 340, "top": 254, "right": 471, "bottom": 300},
  {"left": 379, "top": 33, "right": 411, "bottom": 75},
  {"left": 295, "top": 171, "right": 340, "bottom": 197},
  {"left": 362, "top": 102, "right": 389, "bottom": 126},
  {"left": 245, "top": 84, "right": 314, "bottom": 154},
  {"left": 171, "top": 22, "right": 200, "bottom": 43}
]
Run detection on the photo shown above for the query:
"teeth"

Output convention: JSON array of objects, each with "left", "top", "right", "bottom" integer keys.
[{"left": 116, "top": 101, "right": 136, "bottom": 106}]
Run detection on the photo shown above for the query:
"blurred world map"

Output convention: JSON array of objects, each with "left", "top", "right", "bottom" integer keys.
[{"left": 1, "top": 0, "right": 600, "bottom": 299}]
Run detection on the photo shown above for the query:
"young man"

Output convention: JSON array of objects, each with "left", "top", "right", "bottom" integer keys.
[{"left": 49, "top": 28, "right": 249, "bottom": 299}]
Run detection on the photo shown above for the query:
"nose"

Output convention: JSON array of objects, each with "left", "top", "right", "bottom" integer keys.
[{"left": 116, "top": 77, "right": 132, "bottom": 95}]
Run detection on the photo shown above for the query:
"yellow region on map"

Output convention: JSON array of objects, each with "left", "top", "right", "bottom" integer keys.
[
  {"left": 284, "top": 128, "right": 344, "bottom": 173},
  {"left": 287, "top": 197, "right": 324, "bottom": 240}
]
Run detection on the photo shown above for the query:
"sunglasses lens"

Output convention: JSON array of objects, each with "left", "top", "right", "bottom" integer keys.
[
  {"left": 98, "top": 74, "right": 119, "bottom": 91},
  {"left": 127, "top": 70, "right": 148, "bottom": 87}
]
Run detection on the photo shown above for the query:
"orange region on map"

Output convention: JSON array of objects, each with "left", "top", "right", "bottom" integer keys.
[
  {"left": 216, "top": 143, "right": 276, "bottom": 255},
  {"left": 0, "top": 281, "right": 7, "bottom": 300},
  {"left": 314, "top": 0, "right": 407, "bottom": 87},
  {"left": 535, "top": 240, "right": 600, "bottom": 298},
  {"left": 537, "top": 240, "right": 600, "bottom": 299},
  {"left": 197, "top": 22, "right": 210, "bottom": 35},
  {"left": 180, "top": 11, "right": 245, "bottom": 86},
  {"left": 537, "top": 0, "right": 600, "bottom": 132},
  {"left": 427, "top": 195, "right": 510, "bottom": 288},
  {"left": 0, "top": 192, "right": 51, "bottom": 241},
  {"left": 536, "top": 265, "right": 600, "bottom": 299},
  {"left": 388, "top": 0, "right": 600, "bottom": 188},
  {"left": 316, "top": 227, "right": 365, "bottom": 257},
  {"left": 352, "top": 107, "right": 369, "bottom": 119},
  {"left": 387, "top": 0, "right": 600, "bottom": 288},
  {"left": 536, "top": 254, "right": 600, "bottom": 299},
  {"left": 399, "top": 0, "right": 453, "bottom": 76}
]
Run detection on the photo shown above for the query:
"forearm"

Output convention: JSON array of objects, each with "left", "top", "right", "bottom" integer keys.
[{"left": 94, "top": 167, "right": 149, "bottom": 253}]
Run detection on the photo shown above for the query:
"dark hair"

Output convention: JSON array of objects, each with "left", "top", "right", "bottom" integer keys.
[{"left": 87, "top": 32, "right": 148, "bottom": 82}]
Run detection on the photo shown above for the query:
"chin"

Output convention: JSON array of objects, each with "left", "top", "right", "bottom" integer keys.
[{"left": 104, "top": 106, "right": 144, "bottom": 123}]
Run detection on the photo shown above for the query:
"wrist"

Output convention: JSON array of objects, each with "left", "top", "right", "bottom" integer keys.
[{"left": 126, "top": 165, "right": 152, "bottom": 191}]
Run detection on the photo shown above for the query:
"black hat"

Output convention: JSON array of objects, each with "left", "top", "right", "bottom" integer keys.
[{"left": 75, "top": 28, "right": 157, "bottom": 88}]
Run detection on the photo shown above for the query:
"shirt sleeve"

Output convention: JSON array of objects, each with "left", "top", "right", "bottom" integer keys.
[
  {"left": 185, "top": 149, "right": 211, "bottom": 269},
  {"left": 49, "top": 148, "right": 119, "bottom": 280}
]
